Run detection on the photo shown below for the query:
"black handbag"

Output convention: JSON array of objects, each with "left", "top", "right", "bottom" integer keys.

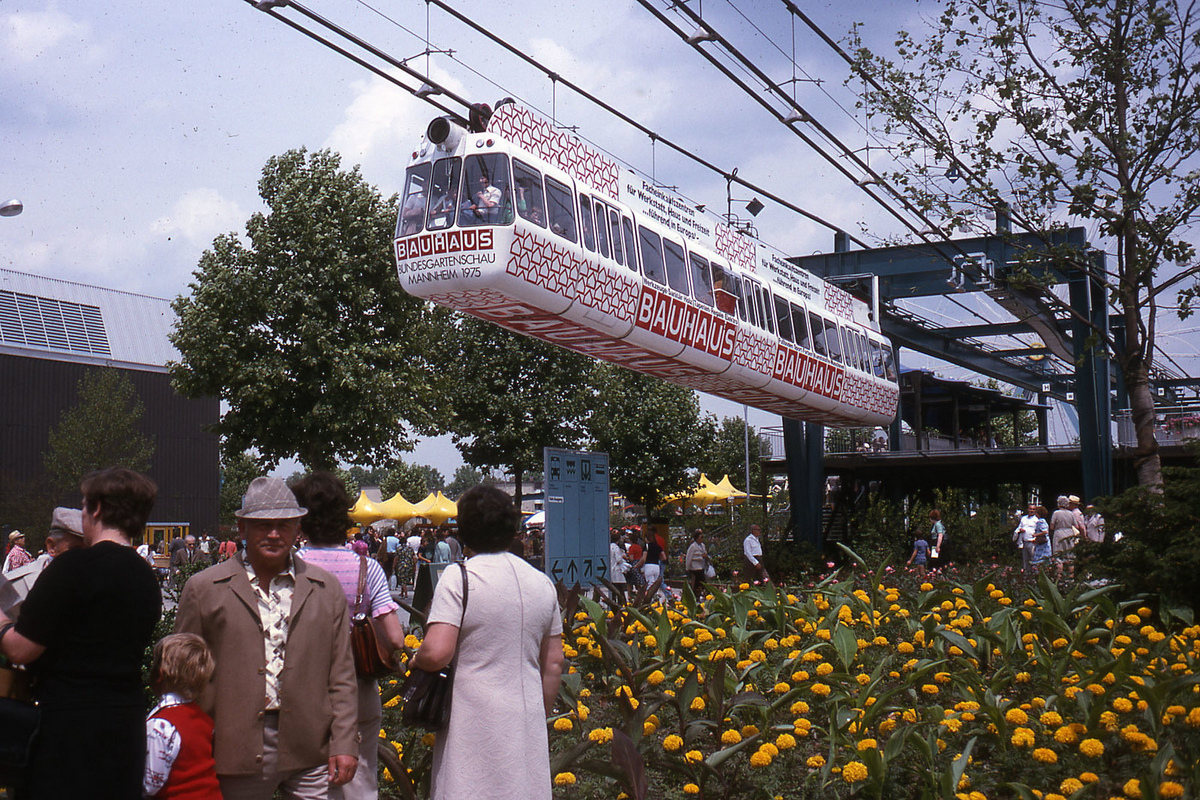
[
  {"left": 399, "top": 562, "right": 468, "bottom": 731},
  {"left": 0, "top": 666, "right": 39, "bottom": 787}
]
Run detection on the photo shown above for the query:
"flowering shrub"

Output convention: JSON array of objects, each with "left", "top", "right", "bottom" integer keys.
[{"left": 383, "top": 552, "right": 1200, "bottom": 799}]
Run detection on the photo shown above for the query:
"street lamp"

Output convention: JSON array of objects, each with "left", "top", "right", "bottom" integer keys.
[{"left": 0, "top": 199, "right": 23, "bottom": 217}]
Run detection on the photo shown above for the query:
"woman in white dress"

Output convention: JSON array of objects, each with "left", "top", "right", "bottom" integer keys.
[{"left": 411, "top": 485, "right": 564, "bottom": 800}]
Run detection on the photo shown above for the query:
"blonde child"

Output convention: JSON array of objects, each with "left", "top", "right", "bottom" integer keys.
[{"left": 144, "top": 632, "right": 221, "bottom": 799}]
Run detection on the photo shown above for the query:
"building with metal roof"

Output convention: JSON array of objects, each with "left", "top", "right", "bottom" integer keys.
[{"left": 1, "top": 268, "right": 218, "bottom": 541}]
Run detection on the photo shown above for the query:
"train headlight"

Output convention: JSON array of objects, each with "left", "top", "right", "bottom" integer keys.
[{"left": 426, "top": 116, "right": 465, "bottom": 153}]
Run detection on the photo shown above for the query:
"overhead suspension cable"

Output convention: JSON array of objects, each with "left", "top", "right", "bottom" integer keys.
[
  {"left": 247, "top": 0, "right": 471, "bottom": 125},
  {"left": 658, "top": 0, "right": 1110, "bottom": 338},
  {"left": 420, "top": 0, "right": 867, "bottom": 246}
]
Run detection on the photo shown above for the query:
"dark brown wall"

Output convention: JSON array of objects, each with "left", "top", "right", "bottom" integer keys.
[{"left": 0, "top": 352, "right": 219, "bottom": 535}]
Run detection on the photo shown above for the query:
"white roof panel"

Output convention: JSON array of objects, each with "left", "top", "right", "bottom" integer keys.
[{"left": 0, "top": 269, "right": 177, "bottom": 368}]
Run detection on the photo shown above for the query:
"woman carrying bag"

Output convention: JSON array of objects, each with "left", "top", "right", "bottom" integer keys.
[
  {"left": 410, "top": 485, "right": 564, "bottom": 800},
  {"left": 293, "top": 471, "right": 404, "bottom": 800}
]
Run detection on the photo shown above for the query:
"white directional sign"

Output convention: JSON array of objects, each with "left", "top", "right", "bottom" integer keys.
[{"left": 543, "top": 448, "right": 609, "bottom": 586}]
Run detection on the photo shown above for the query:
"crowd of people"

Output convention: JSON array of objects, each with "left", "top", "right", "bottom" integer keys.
[
  {"left": 1012, "top": 494, "right": 1105, "bottom": 579},
  {"left": 0, "top": 468, "right": 565, "bottom": 800}
]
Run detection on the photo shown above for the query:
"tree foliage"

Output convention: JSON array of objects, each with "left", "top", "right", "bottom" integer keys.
[
  {"left": 218, "top": 447, "right": 259, "bottom": 527},
  {"left": 445, "top": 465, "right": 488, "bottom": 499},
  {"left": 43, "top": 368, "right": 155, "bottom": 495},
  {"left": 698, "top": 416, "right": 763, "bottom": 493},
  {"left": 853, "top": 0, "right": 1200, "bottom": 488},
  {"left": 585, "top": 363, "right": 714, "bottom": 510},
  {"left": 438, "top": 315, "right": 592, "bottom": 507},
  {"left": 1078, "top": 446, "right": 1200, "bottom": 611},
  {"left": 380, "top": 462, "right": 444, "bottom": 501},
  {"left": 169, "top": 148, "right": 447, "bottom": 471}
]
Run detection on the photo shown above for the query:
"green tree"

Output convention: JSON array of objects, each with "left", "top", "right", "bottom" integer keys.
[
  {"left": 585, "top": 363, "right": 715, "bottom": 510},
  {"left": 699, "top": 416, "right": 762, "bottom": 495},
  {"left": 446, "top": 465, "right": 487, "bottom": 499},
  {"left": 439, "top": 315, "right": 592, "bottom": 508},
  {"left": 853, "top": 0, "right": 1200, "bottom": 489},
  {"left": 43, "top": 369, "right": 155, "bottom": 495},
  {"left": 380, "top": 461, "right": 444, "bottom": 501},
  {"left": 169, "top": 148, "right": 447, "bottom": 471},
  {"left": 219, "top": 447, "right": 259, "bottom": 527}
]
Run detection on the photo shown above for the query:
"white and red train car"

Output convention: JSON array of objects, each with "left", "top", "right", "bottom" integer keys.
[{"left": 393, "top": 101, "right": 899, "bottom": 427}]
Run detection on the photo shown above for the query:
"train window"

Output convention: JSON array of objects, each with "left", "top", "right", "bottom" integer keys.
[
  {"left": 773, "top": 294, "right": 794, "bottom": 342},
  {"left": 810, "top": 312, "right": 828, "bottom": 357},
  {"left": 825, "top": 320, "right": 844, "bottom": 363},
  {"left": 621, "top": 217, "right": 638, "bottom": 272},
  {"left": 882, "top": 343, "right": 898, "bottom": 382},
  {"left": 857, "top": 332, "right": 871, "bottom": 372},
  {"left": 579, "top": 195, "right": 597, "bottom": 251},
  {"left": 458, "top": 154, "right": 513, "bottom": 227},
  {"left": 426, "top": 158, "right": 462, "bottom": 231},
  {"left": 835, "top": 326, "right": 854, "bottom": 371},
  {"left": 594, "top": 200, "right": 611, "bottom": 258},
  {"left": 639, "top": 226, "right": 666, "bottom": 285},
  {"left": 848, "top": 331, "right": 863, "bottom": 371},
  {"left": 689, "top": 253, "right": 713, "bottom": 307},
  {"left": 398, "top": 163, "right": 432, "bottom": 237},
  {"left": 792, "top": 303, "right": 811, "bottom": 350},
  {"left": 869, "top": 339, "right": 886, "bottom": 378},
  {"left": 663, "top": 239, "right": 690, "bottom": 295},
  {"left": 609, "top": 209, "right": 624, "bottom": 265},
  {"left": 756, "top": 285, "right": 775, "bottom": 335},
  {"left": 710, "top": 261, "right": 734, "bottom": 316},
  {"left": 513, "top": 160, "right": 546, "bottom": 228},
  {"left": 727, "top": 273, "right": 748, "bottom": 322},
  {"left": 544, "top": 177, "right": 577, "bottom": 242},
  {"left": 742, "top": 279, "right": 762, "bottom": 329}
]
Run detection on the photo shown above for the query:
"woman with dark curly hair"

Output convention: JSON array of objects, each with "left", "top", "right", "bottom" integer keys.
[
  {"left": 292, "top": 471, "right": 404, "bottom": 800},
  {"left": 411, "top": 484, "right": 564, "bottom": 800}
]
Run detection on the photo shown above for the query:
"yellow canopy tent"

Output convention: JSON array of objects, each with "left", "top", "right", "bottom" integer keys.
[
  {"left": 348, "top": 491, "right": 385, "bottom": 524},
  {"left": 665, "top": 474, "right": 726, "bottom": 509},
  {"left": 412, "top": 491, "right": 458, "bottom": 525},
  {"left": 714, "top": 475, "right": 749, "bottom": 505},
  {"left": 376, "top": 493, "right": 418, "bottom": 523}
]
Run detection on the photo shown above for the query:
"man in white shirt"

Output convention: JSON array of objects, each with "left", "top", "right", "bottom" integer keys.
[
  {"left": 1013, "top": 503, "right": 1040, "bottom": 572},
  {"left": 741, "top": 524, "right": 768, "bottom": 586}
]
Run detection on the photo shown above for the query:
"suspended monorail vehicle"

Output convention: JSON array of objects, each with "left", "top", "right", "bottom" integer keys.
[{"left": 394, "top": 101, "right": 899, "bottom": 427}]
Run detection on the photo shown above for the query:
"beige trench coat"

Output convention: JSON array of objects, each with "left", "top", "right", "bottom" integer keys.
[{"left": 175, "top": 553, "right": 358, "bottom": 776}]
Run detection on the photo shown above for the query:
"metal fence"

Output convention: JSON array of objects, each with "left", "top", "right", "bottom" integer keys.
[{"left": 1115, "top": 406, "right": 1200, "bottom": 447}]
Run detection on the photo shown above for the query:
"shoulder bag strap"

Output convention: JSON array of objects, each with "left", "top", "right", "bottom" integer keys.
[
  {"left": 457, "top": 561, "right": 469, "bottom": 631},
  {"left": 356, "top": 555, "right": 368, "bottom": 616}
]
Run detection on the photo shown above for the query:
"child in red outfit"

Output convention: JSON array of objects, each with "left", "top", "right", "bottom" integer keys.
[{"left": 144, "top": 633, "right": 222, "bottom": 799}]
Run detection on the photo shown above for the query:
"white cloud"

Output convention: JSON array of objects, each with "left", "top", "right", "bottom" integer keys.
[
  {"left": 324, "top": 64, "right": 467, "bottom": 183},
  {"left": 151, "top": 188, "right": 247, "bottom": 250},
  {"left": 1, "top": 6, "right": 90, "bottom": 63}
]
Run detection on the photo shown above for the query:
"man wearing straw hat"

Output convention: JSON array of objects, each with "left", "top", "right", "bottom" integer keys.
[
  {"left": 0, "top": 508, "right": 85, "bottom": 619},
  {"left": 176, "top": 476, "right": 357, "bottom": 800}
]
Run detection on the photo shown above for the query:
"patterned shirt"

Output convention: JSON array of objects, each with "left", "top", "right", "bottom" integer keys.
[
  {"left": 243, "top": 557, "right": 296, "bottom": 710},
  {"left": 144, "top": 692, "right": 186, "bottom": 795},
  {"left": 3, "top": 545, "right": 33, "bottom": 574}
]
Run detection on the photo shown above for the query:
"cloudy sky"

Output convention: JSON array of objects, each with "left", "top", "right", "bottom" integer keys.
[{"left": 3, "top": 0, "right": 1193, "bottom": 480}]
